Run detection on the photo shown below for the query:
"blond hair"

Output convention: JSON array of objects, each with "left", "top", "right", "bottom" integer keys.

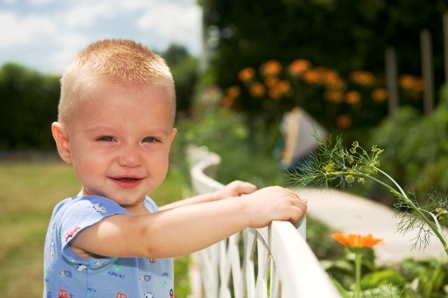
[{"left": 58, "top": 39, "right": 175, "bottom": 125}]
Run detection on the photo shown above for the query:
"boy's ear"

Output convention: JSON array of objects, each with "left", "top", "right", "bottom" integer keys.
[
  {"left": 51, "top": 122, "right": 72, "bottom": 164},
  {"left": 170, "top": 128, "right": 177, "bottom": 142}
]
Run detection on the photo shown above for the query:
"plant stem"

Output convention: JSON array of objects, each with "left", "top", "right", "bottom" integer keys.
[
  {"left": 364, "top": 169, "right": 448, "bottom": 254},
  {"left": 355, "top": 252, "right": 362, "bottom": 298},
  {"left": 325, "top": 167, "right": 448, "bottom": 255}
]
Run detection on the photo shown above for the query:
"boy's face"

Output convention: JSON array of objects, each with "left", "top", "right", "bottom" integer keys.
[{"left": 54, "top": 80, "right": 177, "bottom": 213}]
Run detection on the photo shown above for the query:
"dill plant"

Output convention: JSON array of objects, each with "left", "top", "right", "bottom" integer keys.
[{"left": 288, "top": 130, "right": 448, "bottom": 257}]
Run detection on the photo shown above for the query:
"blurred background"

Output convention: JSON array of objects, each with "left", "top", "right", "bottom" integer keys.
[{"left": 3, "top": 0, "right": 448, "bottom": 296}]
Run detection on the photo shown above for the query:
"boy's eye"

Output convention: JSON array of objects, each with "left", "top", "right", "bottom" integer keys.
[
  {"left": 97, "top": 136, "right": 114, "bottom": 142},
  {"left": 142, "top": 137, "right": 159, "bottom": 143}
]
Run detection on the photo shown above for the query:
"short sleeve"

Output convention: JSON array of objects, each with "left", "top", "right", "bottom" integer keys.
[{"left": 55, "top": 196, "right": 131, "bottom": 269}]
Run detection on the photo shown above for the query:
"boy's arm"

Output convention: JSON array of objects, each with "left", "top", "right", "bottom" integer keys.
[
  {"left": 70, "top": 186, "right": 307, "bottom": 259},
  {"left": 159, "top": 180, "right": 257, "bottom": 210}
]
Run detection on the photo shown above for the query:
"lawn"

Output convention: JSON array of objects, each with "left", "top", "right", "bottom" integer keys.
[{"left": 0, "top": 160, "right": 191, "bottom": 297}]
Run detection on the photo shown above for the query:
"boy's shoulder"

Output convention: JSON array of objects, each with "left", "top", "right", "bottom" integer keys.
[
  {"left": 52, "top": 195, "right": 130, "bottom": 219},
  {"left": 52, "top": 195, "right": 159, "bottom": 216}
]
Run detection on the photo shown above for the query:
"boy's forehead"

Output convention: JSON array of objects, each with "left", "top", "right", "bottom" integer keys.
[
  {"left": 79, "top": 80, "right": 176, "bottom": 117},
  {"left": 87, "top": 80, "right": 174, "bottom": 102}
]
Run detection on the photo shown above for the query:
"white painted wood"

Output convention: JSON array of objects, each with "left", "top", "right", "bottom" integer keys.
[{"left": 188, "top": 146, "right": 340, "bottom": 298}]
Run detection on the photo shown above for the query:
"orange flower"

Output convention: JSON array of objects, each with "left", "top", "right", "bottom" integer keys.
[
  {"left": 288, "top": 59, "right": 311, "bottom": 76},
  {"left": 265, "top": 76, "right": 279, "bottom": 88},
  {"left": 371, "top": 88, "right": 388, "bottom": 102},
  {"left": 336, "top": 114, "right": 352, "bottom": 129},
  {"left": 222, "top": 96, "right": 236, "bottom": 107},
  {"left": 260, "top": 59, "right": 282, "bottom": 77},
  {"left": 326, "top": 90, "right": 344, "bottom": 103},
  {"left": 277, "top": 80, "right": 291, "bottom": 94},
  {"left": 350, "top": 71, "right": 375, "bottom": 86},
  {"left": 268, "top": 88, "right": 283, "bottom": 100},
  {"left": 399, "top": 74, "right": 416, "bottom": 90},
  {"left": 238, "top": 67, "right": 255, "bottom": 82},
  {"left": 332, "top": 233, "right": 383, "bottom": 249},
  {"left": 345, "top": 90, "right": 361, "bottom": 105},
  {"left": 302, "top": 70, "right": 322, "bottom": 84},
  {"left": 249, "top": 82, "right": 266, "bottom": 97},
  {"left": 225, "top": 86, "right": 241, "bottom": 99},
  {"left": 325, "top": 70, "right": 343, "bottom": 89}
]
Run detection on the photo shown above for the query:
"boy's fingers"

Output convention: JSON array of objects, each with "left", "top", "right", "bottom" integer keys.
[{"left": 287, "top": 189, "right": 307, "bottom": 204}]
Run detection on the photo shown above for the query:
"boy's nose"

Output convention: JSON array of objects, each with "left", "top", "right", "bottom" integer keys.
[{"left": 118, "top": 146, "right": 143, "bottom": 167}]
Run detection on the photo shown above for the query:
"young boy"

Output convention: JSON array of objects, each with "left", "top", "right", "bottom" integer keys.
[{"left": 44, "top": 39, "right": 307, "bottom": 298}]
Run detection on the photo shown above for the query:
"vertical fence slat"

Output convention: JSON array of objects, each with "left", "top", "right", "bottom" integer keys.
[{"left": 189, "top": 147, "right": 340, "bottom": 298}]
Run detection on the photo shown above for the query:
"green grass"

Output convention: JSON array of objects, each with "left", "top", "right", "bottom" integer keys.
[{"left": 0, "top": 160, "right": 191, "bottom": 297}]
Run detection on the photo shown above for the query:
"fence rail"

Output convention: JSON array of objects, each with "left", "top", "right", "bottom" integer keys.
[{"left": 188, "top": 147, "right": 340, "bottom": 298}]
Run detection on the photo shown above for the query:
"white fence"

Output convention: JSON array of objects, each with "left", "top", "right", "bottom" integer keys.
[{"left": 189, "top": 147, "right": 340, "bottom": 298}]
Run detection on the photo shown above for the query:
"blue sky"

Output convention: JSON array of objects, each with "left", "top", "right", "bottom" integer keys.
[{"left": 0, "top": 0, "right": 202, "bottom": 74}]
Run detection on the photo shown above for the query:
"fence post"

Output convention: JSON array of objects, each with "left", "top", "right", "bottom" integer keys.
[
  {"left": 385, "top": 47, "right": 399, "bottom": 117},
  {"left": 444, "top": 12, "right": 448, "bottom": 85},
  {"left": 420, "top": 28, "right": 434, "bottom": 114},
  {"left": 294, "top": 215, "right": 306, "bottom": 239}
]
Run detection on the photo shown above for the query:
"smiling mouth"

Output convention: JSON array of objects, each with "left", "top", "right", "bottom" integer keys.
[
  {"left": 115, "top": 178, "right": 140, "bottom": 182},
  {"left": 110, "top": 177, "right": 143, "bottom": 189}
]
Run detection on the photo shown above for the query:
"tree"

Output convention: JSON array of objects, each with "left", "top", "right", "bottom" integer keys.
[
  {"left": 0, "top": 63, "right": 60, "bottom": 149},
  {"left": 199, "top": 0, "right": 448, "bottom": 133},
  {"left": 162, "top": 45, "right": 199, "bottom": 116}
]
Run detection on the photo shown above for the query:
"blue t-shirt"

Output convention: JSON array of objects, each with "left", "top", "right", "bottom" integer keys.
[{"left": 43, "top": 196, "right": 174, "bottom": 298}]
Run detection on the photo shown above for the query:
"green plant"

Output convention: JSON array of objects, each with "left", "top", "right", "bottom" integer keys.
[
  {"left": 331, "top": 234, "right": 383, "bottom": 298},
  {"left": 289, "top": 130, "right": 448, "bottom": 256},
  {"left": 365, "top": 86, "right": 448, "bottom": 207}
]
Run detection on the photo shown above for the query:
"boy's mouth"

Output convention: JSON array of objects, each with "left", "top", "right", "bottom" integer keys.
[
  {"left": 110, "top": 177, "right": 143, "bottom": 189},
  {"left": 115, "top": 178, "right": 140, "bottom": 182}
]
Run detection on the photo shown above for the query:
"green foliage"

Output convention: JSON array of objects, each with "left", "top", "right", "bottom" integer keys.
[
  {"left": 175, "top": 89, "right": 285, "bottom": 187},
  {"left": 173, "top": 256, "right": 192, "bottom": 297},
  {"left": 0, "top": 63, "right": 60, "bottom": 149},
  {"left": 361, "top": 269, "right": 407, "bottom": 290},
  {"left": 306, "top": 216, "right": 345, "bottom": 259},
  {"left": 162, "top": 44, "right": 199, "bottom": 115},
  {"left": 366, "top": 85, "right": 448, "bottom": 207},
  {"left": 0, "top": 45, "right": 198, "bottom": 150},
  {"left": 289, "top": 126, "right": 448, "bottom": 254},
  {"left": 393, "top": 258, "right": 448, "bottom": 298},
  {"left": 199, "top": 0, "right": 445, "bottom": 134}
]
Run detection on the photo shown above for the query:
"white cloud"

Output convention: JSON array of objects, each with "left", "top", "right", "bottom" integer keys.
[
  {"left": 63, "top": 3, "right": 118, "bottom": 29},
  {"left": 0, "top": 0, "right": 203, "bottom": 73},
  {"left": 28, "top": 0, "right": 57, "bottom": 5},
  {"left": 137, "top": 2, "right": 202, "bottom": 52},
  {"left": 50, "top": 34, "right": 91, "bottom": 72},
  {"left": 0, "top": 11, "right": 57, "bottom": 49},
  {"left": 1, "top": 0, "right": 18, "bottom": 5}
]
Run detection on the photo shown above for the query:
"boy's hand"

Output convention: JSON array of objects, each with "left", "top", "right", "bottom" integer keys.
[
  {"left": 243, "top": 186, "right": 307, "bottom": 228},
  {"left": 214, "top": 180, "right": 257, "bottom": 200}
]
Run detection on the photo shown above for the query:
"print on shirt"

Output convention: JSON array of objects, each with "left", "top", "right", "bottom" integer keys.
[
  {"left": 49, "top": 241, "right": 55, "bottom": 262},
  {"left": 75, "top": 264, "right": 87, "bottom": 272},
  {"left": 59, "top": 270, "right": 72, "bottom": 279},
  {"left": 139, "top": 274, "right": 152, "bottom": 282},
  {"left": 57, "top": 288, "right": 72, "bottom": 297},
  {"left": 91, "top": 203, "right": 106, "bottom": 213},
  {"left": 64, "top": 227, "right": 80, "bottom": 241}
]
